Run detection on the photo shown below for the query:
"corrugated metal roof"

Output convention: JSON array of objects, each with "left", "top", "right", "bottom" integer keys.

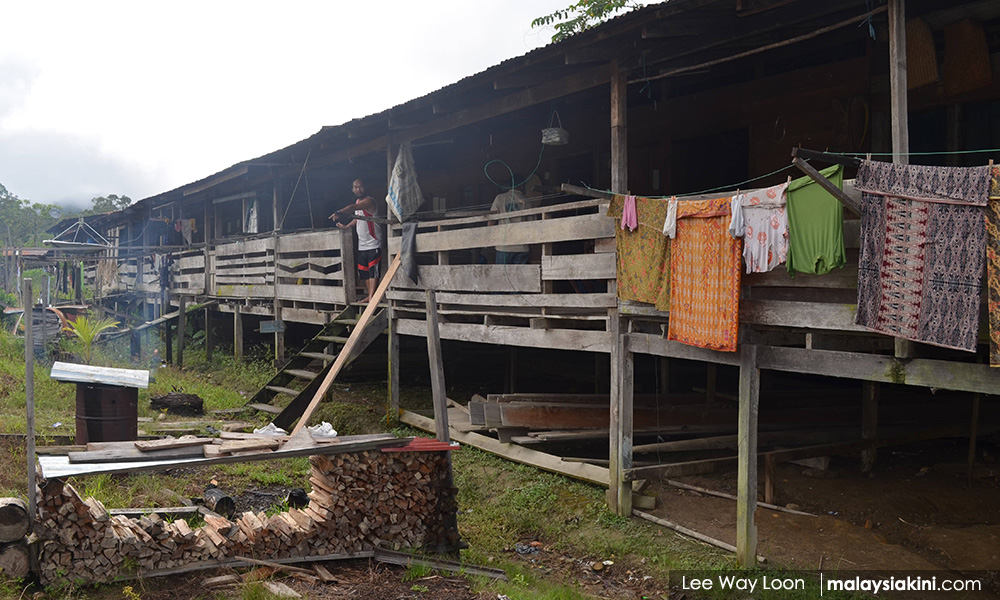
[{"left": 50, "top": 361, "right": 149, "bottom": 389}]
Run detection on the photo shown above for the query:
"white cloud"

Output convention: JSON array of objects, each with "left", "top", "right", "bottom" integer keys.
[{"left": 0, "top": 1, "right": 574, "bottom": 205}]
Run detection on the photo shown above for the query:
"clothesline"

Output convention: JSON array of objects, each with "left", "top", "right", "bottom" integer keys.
[{"left": 583, "top": 162, "right": 802, "bottom": 201}]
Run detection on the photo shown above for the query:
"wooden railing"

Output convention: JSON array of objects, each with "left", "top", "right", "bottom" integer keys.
[{"left": 386, "top": 197, "right": 618, "bottom": 352}]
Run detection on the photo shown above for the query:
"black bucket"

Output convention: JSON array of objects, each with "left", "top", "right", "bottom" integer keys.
[{"left": 74, "top": 384, "right": 138, "bottom": 445}]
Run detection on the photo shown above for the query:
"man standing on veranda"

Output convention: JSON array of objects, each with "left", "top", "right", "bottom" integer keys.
[{"left": 331, "top": 179, "right": 383, "bottom": 304}]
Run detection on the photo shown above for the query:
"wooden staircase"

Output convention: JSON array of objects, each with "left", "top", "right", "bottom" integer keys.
[{"left": 246, "top": 306, "right": 387, "bottom": 428}]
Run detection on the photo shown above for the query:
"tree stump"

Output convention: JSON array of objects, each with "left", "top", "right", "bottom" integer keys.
[
  {"left": 0, "top": 499, "right": 29, "bottom": 543},
  {"left": 0, "top": 540, "right": 29, "bottom": 579}
]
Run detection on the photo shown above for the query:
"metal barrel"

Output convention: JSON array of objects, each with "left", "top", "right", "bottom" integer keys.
[{"left": 74, "top": 384, "right": 138, "bottom": 445}]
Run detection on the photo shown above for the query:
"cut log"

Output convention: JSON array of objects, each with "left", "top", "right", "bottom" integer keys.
[
  {"left": 204, "top": 486, "right": 235, "bottom": 519},
  {"left": 149, "top": 392, "right": 205, "bottom": 416},
  {"left": 0, "top": 540, "right": 29, "bottom": 579},
  {"left": 0, "top": 499, "right": 30, "bottom": 542}
]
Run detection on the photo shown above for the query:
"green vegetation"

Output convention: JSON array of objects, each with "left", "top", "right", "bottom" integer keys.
[
  {"left": 532, "top": 0, "right": 640, "bottom": 42},
  {"left": 62, "top": 314, "right": 120, "bottom": 365}
]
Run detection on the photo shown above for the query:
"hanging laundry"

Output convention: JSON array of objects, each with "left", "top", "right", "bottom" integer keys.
[
  {"left": 662, "top": 197, "right": 678, "bottom": 239},
  {"left": 607, "top": 195, "right": 671, "bottom": 311},
  {"left": 730, "top": 182, "right": 789, "bottom": 273},
  {"left": 667, "top": 197, "right": 741, "bottom": 352},
  {"left": 984, "top": 165, "right": 1000, "bottom": 365},
  {"left": 855, "top": 160, "right": 990, "bottom": 353},
  {"left": 785, "top": 165, "right": 846, "bottom": 275},
  {"left": 621, "top": 195, "right": 638, "bottom": 231}
]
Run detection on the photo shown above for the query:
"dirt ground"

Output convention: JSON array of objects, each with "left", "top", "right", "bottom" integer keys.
[{"left": 647, "top": 437, "right": 1000, "bottom": 594}]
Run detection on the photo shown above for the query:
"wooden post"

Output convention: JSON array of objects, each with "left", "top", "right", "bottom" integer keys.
[
  {"left": 861, "top": 381, "right": 879, "bottom": 473},
  {"left": 273, "top": 236, "right": 285, "bottom": 366},
  {"left": 234, "top": 304, "right": 243, "bottom": 361},
  {"left": 23, "top": 279, "right": 35, "bottom": 519},
  {"left": 608, "top": 309, "right": 634, "bottom": 515},
  {"left": 611, "top": 63, "right": 628, "bottom": 194},
  {"left": 659, "top": 356, "right": 669, "bottom": 395},
  {"left": 177, "top": 295, "right": 186, "bottom": 368},
  {"left": 889, "top": 0, "right": 914, "bottom": 359},
  {"left": 204, "top": 307, "right": 213, "bottom": 362},
  {"left": 388, "top": 307, "right": 400, "bottom": 425},
  {"left": 736, "top": 344, "right": 760, "bottom": 567},
  {"left": 165, "top": 319, "right": 173, "bottom": 364},
  {"left": 968, "top": 393, "right": 981, "bottom": 486},
  {"left": 340, "top": 228, "right": 357, "bottom": 305},
  {"left": 426, "top": 290, "right": 449, "bottom": 443}
]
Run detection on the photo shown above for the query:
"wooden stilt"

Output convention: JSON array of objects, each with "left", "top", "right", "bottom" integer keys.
[
  {"left": 388, "top": 307, "right": 400, "bottom": 425},
  {"left": 507, "top": 347, "right": 517, "bottom": 394},
  {"left": 177, "top": 296, "right": 186, "bottom": 368},
  {"left": 608, "top": 311, "right": 633, "bottom": 516},
  {"left": 165, "top": 320, "right": 173, "bottom": 364},
  {"left": 234, "top": 304, "right": 243, "bottom": 361},
  {"left": 23, "top": 279, "right": 35, "bottom": 519},
  {"left": 764, "top": 454, "right": 776, "bottom": 505},
  {"left": 968, "top": 393, "right": 981, "bottom": 487},
  {"left": 889, "top": 0, "right": 914, "bottom": 359},
  {"left": 205, "top": 307, "right": 213, "bottom": 362},
  {"left": 861, "top": 381, "right": 879, "bottom": 473},
  {"left": 736, "top": 344, "right": 759, "bottom": 567},
  {"left": 426, "top": 290, "right": 449, "bottom": 443}
]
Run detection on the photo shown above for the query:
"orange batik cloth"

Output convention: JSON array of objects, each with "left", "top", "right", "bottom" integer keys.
[{"left": 667, "top": 197, "right": 742, "bottom": 352}]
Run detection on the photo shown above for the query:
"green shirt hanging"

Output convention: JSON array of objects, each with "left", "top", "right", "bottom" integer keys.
[{"left": 786, "top": 164, "right": 846, "bottom": 275}]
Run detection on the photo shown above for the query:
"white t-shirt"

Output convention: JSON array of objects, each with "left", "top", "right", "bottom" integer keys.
[{"left": 355, "top": 208, "right": 382, "bottom": 251}]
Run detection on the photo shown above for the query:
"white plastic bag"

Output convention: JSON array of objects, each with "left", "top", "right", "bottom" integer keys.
[{"left": 385, "top": 141, "right": 424, "bottom": 222}]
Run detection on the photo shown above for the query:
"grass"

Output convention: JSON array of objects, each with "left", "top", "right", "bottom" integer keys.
[{"left": 0, "top": 326, "right": 868, "bottom": 599}]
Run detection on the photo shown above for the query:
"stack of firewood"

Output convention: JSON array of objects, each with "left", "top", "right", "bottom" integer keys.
[{"left": 35, "top": 447, "right": 457, "bottom": 585}]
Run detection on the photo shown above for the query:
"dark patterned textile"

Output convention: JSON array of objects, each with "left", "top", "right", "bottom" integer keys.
[
  {"left": 987, "top": 166, "right": 1000, "bottom": 366},
  {"left": 856, "top": 160, "right": 987, "bottom": 352},
  {"left": 855, "top": 160, "right": 991, "bottom": 205}
]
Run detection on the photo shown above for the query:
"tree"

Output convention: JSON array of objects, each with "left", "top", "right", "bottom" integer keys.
[
  {"left": 86, "top": 194, "right": 132, "bottom": 215},
  {"left": 532, "top": 0, "right": 641, "bottom": 42},
  {"left": 0, "top": 184, "right": 61, "bottom": 247},
  {"left": 63, "top": 315, "right": 119, "bottom": 365}
]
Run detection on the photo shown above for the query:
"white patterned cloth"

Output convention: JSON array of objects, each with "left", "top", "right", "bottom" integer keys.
[
  {"left": 661, "top": 197, "right": 678, "bottom": 238},
  {"left": 730, "top": 182, "right": 789, "bottom": 273}
]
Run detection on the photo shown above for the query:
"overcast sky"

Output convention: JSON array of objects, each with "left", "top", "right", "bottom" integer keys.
[{"left": 0, "top": 1, "right": 585, "bottom": 209}]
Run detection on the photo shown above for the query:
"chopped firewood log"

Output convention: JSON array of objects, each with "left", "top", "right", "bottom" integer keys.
[{"left": 149, "top": 392, "right": 204, "bottom": 416}]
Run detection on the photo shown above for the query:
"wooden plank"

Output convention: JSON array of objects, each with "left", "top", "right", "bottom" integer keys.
[
  {"left": 634, "top": 510, "right": 764, "bottom": 564},
  {"left": 215, "top": 284, "right": 274, "bottom": 298},
  {"left": 218, "top": 439, "right": 281, "bottom": 453},
  {"left": 756, "top": 346, "right": 1000, "bottom": 395},
  {"left": 288, "top": 256, "right": 402, "bottom": 436},
  {"left": 387, "top": 212, "right": 614, "bottom": 254},
  {"left": 395, "top": 318, "right": 611, "bottom": 353},
  {"left": 275, "top": 284, "right": 347, "bottom": 304},
  {"left": 736, "top": 344, "right": 759, "bottom": 568},
  {"left": 400, "top": 410, "right": 609, "bottom": 486},
  {"left": 791, "top": 157, "right": 860, "bottom": 216},
  {"left": 541, "top": 253, "right": 616, "bottom": 281},
  {"left": 623, "top": 333, "right": 740, "bottom": 365},
  {"left": 388, "top": 197, "right": 605, "bottom": 230},
  {"left": 213, "top": 237, "right": 273, "bottom": 257},
  {"left": 610, "top": 313, "right": 633, "bottom": 516},
  {"left": 387, "top": 290, "right": 615, "bottom": 308},
  {"left": 69, "top": 444, "right": 207, "bottom": 464},
  {"left": 740, "top": 300, "right": 864, "bottom": 331},
  {"left": 276, "top": 230, "right": 343, "bottom": 253},
  {"left": 426, "top": 291, "right": 450, "bottom": 443},
  {"left": 744, "top": 266, "right": 859, "bottom": 289},
  {"left": 392, "top": 265, "right": 541, "bottom": 293},
  {"left": 134, "top": 437, "right": 213, "bottom": 451}
]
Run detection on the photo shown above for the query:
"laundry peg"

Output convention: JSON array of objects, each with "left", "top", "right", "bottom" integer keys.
[{"left": 866, "top": 153, "right": 872, "bottom": 161}]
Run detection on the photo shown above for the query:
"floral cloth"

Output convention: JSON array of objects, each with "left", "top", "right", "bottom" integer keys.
[
  {"left": 667, "top": 197, "right": 741, "bottom": 352},
  {"left": 608, "top": 195, "right": 671, "bottom": 311},
  {"left": 729, "top": 182, "right": 789, "bottom": 273}
]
